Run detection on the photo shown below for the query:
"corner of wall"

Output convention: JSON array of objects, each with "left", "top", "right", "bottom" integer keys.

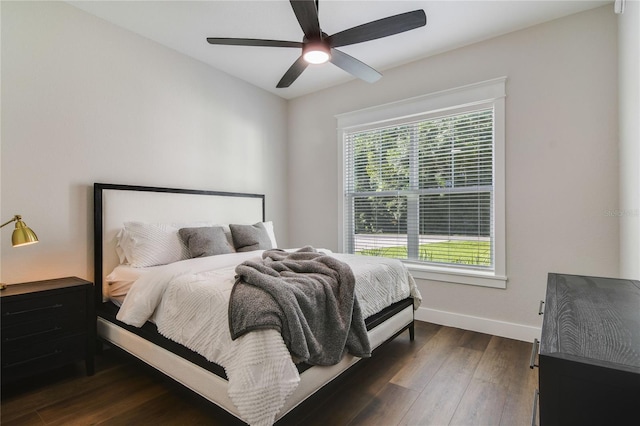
[{"left": 618, "top": 0, "right": 640, "bottom": 279}]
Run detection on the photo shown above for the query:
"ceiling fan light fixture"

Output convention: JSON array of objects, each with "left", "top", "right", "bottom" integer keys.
[{"left": 303, "top": 42, "right": 330, "bottom": 64}]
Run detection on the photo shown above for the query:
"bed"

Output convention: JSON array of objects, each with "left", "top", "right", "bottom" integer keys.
[{"left": 93, "top": 183, "right": 420, "bottom": 425}]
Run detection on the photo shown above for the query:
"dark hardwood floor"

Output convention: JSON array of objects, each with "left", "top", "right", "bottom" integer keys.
[{"left": 1, "top": 322, "right": 538, "bottom": 425}]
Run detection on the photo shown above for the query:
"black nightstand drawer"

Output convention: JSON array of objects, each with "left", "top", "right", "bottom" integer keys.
[
  {"left": 2, "top": 313, "right": 86, "bottom": 350},
  {"left": 1, "top": 289, "right": 85, "bottom": 326},
  {"left": 1, "top": 334, "right": 86, "bottom": 382}
]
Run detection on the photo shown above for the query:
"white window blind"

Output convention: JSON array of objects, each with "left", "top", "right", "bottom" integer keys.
[{"left": 344, "top": 108, "right": 495, "bottom": 270}]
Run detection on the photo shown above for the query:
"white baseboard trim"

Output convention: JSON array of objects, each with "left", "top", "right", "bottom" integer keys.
[{"left": 415, "top": 306, "right": 541, "bottom": 343}]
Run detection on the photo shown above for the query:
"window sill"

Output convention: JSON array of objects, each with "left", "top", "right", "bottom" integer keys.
[{"left": 405, "top": 262, "right": 507, "bottom": 289}]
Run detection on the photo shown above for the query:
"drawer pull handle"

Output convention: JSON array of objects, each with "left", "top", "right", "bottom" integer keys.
[
  {"left": 531, "top": 389, "right": 539, "bottom": 426},
  {"left": 538, "top": 300, "right": 544, "bottom": 315},
  {"left": 3, "top": 303, "right": 63, "bottom": 316},
  {"left": 529, "top": 338, "right": 539, "bottom": 369},
  {"left": 3, "top": 326, "right": 63, "bottom": 342},
  {"left": 2, "top": 349, "right": 62, "bottom": 369}
]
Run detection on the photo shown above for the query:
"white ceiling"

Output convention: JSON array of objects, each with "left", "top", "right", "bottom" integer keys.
[{"left": 67, "top": 0, "right": 611, "bottom": 99}]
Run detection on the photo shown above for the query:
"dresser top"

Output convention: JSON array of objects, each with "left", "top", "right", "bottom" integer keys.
[
  {"left": 0, "top": 277, "right": 92, "bottom": 298},
  {"left": 542, "top": 273, "right": 640, "bottom": 372}
]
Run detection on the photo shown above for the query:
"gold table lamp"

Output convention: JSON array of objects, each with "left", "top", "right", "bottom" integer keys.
[{"left": 1, "top": 215, "right": 39, "bottom": 290}]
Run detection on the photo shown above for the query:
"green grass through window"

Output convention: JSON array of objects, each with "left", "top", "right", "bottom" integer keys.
[{"left": 357, "top": 240, "right": 491, "bottom": 266}]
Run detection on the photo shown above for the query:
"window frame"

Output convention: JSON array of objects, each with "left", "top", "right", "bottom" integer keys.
[{"left": 337, "top": 78, "right": 507, "bottom": 288}]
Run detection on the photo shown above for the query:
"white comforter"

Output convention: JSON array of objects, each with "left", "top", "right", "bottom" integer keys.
[{"left": 116, "top": 250, "right": 421, "bottom": 426}]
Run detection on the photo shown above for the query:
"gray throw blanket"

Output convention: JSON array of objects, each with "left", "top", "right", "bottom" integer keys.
[{"left": 229, "top": 246, "right": 371, "bottom": 366}]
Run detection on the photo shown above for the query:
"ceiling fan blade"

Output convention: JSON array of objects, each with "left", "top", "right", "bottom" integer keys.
[
  {"left": 330, "top": 48, "right": 381, "bottom": 83},
  {"left": 277, "top": 56, "right": 309, "bottom": 88},
  {"left": 207, "top": 38, "right": 303, "bottom": 48},
  {"left": 289, "top": 0, "right": 321, "bottom": 39},
  {"left": 327, "top": 9, "right": 426, "bottom": 48}
]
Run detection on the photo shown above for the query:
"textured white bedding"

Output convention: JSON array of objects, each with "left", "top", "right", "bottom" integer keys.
[{"left": 115, "top": 250, "right": 420, "bottom": 426}]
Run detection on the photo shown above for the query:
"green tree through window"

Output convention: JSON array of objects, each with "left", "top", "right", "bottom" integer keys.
[{"left": 345, "top": 109, "right": 494, "bottom": 268}]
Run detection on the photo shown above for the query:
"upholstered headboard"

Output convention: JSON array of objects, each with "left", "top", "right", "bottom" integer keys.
[{"left": 93, "top": 183, "right": 265, "bottom": 304}]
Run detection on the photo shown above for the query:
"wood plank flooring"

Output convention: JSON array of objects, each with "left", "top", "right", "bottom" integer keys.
[{"left": 1, "top": 322, "right": 538, "bottom": 425}]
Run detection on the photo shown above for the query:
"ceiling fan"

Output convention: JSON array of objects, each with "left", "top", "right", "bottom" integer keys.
[{"left": 206, "top": 0, "right": 427, "bottom": 88}]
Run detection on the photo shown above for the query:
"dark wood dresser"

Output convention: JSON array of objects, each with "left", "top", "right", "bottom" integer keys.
[
  {"left": 538, "top": 273, "right": 640, "bottom": 425},
  {"left": 1, "top": 277, "right": 95, "bottom": 384}
]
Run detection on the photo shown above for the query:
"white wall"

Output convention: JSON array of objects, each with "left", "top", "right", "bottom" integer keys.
[
  {"left": 0, "top": 1, "right": 289, "bottom": 284},
  {"left": 287, "top": 6, "right": 619, "bottom": 341},
  {"left": 619, "top": 0, "right": 640, "bottom": 279},
  {"left": 1, "top": 2, "right": 626, "bottom": 342}
]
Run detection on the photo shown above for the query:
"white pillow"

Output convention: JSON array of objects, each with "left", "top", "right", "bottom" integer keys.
[
  {"left": 262, "top": 221, "right": 278, "bottom": 248},
  {"left": 116, "top": 222, "right": 188, "bottom": 268}
]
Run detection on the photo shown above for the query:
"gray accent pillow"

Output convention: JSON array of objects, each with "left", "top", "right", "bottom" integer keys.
[
  {"left": 229, "top": 223, "right": 273, "bottom": 252},
  {"left": 179, "top": 226, "right": 233, "bottom": 258}
]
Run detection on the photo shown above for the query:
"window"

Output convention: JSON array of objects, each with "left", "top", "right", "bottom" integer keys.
[{"left": 338, "top": 78, "right": 506, "bottom": 288}]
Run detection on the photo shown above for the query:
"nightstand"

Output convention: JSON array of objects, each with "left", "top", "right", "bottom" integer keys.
[{"left": 1, "top": 277, "right": 95, "bottom": 384}]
